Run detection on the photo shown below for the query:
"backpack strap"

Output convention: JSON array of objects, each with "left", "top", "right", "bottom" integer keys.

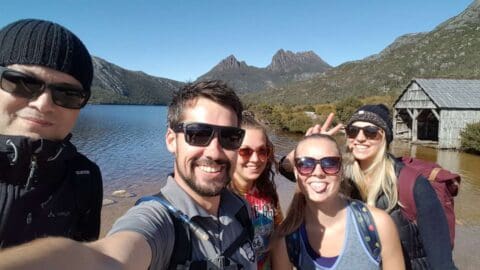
[
  {"left": 397, "top": 165, "right": 420, "bottom": 222},
  {"left": 222, "top": 204, "right": 253, "bottom": 258},
  {"left": 428, "top": 168, "right": 441, "bottom": 181},
  {"left": 350, "top": 200, "right": 382, "bottom": 263},
  {"left": 70, "top": 157, "right": 94, "bottom": 215},
  {"left": 135, "top": 192, "right": 192, "bottom": 268},
  {"left": 136, "top": 192, "right": 252, "bottom": 269},
  {"left": 285, "top": 230, "right": 301, "bottom": 267},
  {"left": 169, "top": 209, "right": 191, "bottom": 269},
  {"left": 69, "top": 155, "right": 102, "bottom": 241}
]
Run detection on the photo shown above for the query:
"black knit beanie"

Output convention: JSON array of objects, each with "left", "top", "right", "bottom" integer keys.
[
  {"left": 346, "top": 104, "right": 393, "bottom": 144},
  {"left": 0, "top": 19, "right": 93, "bottom": 92}
]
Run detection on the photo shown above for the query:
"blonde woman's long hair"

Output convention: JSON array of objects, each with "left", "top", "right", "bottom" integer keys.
[{"left": 344, "top": 132, "right": 398, "bottom": 212}]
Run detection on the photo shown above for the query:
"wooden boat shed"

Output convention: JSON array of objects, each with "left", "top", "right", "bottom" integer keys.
[{"left": 393, "top": 78, "right": 480, "bottom": 149}]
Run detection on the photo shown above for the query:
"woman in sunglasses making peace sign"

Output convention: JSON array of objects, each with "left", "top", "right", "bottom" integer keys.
[
  {"left": 228, "top": 111, "right": 283, "bottom": 270},
  {"left": 272, "top": 134, "right": 404, "bottom": 270}
]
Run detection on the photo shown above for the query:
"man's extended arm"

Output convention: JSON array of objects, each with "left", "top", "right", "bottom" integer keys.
[{"left": 0, "top": 231, "right": 151, "bottom": 270}]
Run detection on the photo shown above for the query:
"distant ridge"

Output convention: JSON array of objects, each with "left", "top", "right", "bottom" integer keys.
[
  {"left": 197, "top": 49, "right": 331, "bottom": 94},
  {"left": 90, "top": 56, "right": 184, "bottom": 105}
]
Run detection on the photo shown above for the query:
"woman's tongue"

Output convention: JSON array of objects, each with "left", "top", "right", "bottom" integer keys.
[{"left": 309, "top": 182, "right": 327, "bottom": 193}]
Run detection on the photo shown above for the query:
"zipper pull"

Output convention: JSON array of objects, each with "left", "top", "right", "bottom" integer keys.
[{"left": 25, "top": 156, "right": 38, "bottom": 190}]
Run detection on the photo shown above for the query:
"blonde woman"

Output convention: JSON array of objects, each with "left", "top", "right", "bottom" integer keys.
[
  {"left": 272, "top": 134, "right": 404, "bottom": 270},
  {"left": 343, "top": 104, "right": 455, "bottom": 270}
]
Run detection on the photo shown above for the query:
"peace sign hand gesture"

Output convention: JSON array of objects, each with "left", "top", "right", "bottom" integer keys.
[{"left": 280, "top": 112, "right": 343, "bottom": 181}]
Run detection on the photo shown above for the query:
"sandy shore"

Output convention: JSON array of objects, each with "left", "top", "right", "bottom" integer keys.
[{"left": 100, "top": 176, "right": 478, "bottom": 269}]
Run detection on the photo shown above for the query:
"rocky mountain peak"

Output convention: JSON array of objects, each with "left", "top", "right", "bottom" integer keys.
[
  {"left": 267, "top": 49, "right": 330, "bottom": 73},
  {"left": 211, "top": 55, "right": 247, "bottom": 72}
]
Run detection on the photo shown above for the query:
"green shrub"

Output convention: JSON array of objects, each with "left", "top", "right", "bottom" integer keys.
[
  {"left": 314, "top": 104, "right": 336, "bottom": 116},
  {"left": 461, "top": 122, "right": 480, "bottom": 154},
  {"left": 335, "top": 97, "right": 363, "bottom": 123},
  {"left": 301, "top": 105, "right": 316, "bottom": 112},
  {"left": 283, "top": 112, "right": 313, "bottom": 133}
]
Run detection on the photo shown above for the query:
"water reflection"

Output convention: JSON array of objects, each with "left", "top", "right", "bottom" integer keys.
[{"left": 73, "top": 105, "right": 173, "bottom": 191}]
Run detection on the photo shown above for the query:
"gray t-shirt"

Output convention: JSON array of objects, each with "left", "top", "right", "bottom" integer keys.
[{"left": 108, "top": 175, "right": 257, "bottom": 269}]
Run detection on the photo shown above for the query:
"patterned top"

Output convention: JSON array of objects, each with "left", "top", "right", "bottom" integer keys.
[{"left": 243, "top": 186, "right": 283, "bottom": 270}]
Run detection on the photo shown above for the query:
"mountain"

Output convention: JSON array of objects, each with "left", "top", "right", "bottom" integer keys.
[
  {"left": 196, "top": 49, "right": 331, "bottom": 94},
  {"left": 267, "top": 49, "right": 330, "bottom": 73},
  {"left": 90, "top": 56, "right": 184, "bottom": 105},
  {"left": 244, "top": 0, "right": 480, "bottom": 105}
]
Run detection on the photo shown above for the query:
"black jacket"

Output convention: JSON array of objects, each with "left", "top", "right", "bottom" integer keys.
[{"left": 0, "top": 134, "right": 103, "bottom": 248}]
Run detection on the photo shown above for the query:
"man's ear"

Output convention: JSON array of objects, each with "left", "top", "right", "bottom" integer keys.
[{"left": 166, "top": 128, "right": 176, "bottom": 154}]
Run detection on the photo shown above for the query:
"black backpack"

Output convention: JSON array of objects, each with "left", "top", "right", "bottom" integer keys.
[
  {"left": 136, "top": 192, "right": 254, "bottom": 269},
  {"left": 285, "top": 200, "right": 381, "bottom": 267}
]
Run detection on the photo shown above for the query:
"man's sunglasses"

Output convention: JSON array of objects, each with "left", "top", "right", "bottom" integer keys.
[
  {"left": 345, "top": 125, "right": 381, "bottom": 140},
  {"left": 0, "top": 66, "right": 89, "bottom": 109},
  {"left": 238, "top": 146, "right": 270, "bottom": 162},
  {"left": 172, "top": 122, "right": 245, "bottom": 150},
  {"left": 294, "top": 156, "right": 342, "bottom": 176}
]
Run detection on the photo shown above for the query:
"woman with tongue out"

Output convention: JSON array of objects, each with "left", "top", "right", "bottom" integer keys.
[
  {"left": 272, "top": 134, "right": 404, "bottom": 270},
  {"left": 229, "top": 111, "right": 283, "bottom": 270}
]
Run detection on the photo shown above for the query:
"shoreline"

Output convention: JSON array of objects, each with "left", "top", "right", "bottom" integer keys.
[{"left": 100, "top": 177, "right": 478, "bottom": 269}]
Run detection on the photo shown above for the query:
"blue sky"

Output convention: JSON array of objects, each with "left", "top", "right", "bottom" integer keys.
[{"left": 0, "top": 0, "right": 473, "bottom": 82}]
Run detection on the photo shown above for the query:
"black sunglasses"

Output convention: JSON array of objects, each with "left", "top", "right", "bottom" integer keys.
[
  {"left": 345, "top": 125, "right": 381, "bottom": 140},
  {"left": 172, "top": 122, "right": 245, "bottom": 150},
  {"left": 0, "top": 66, "right": 89, "bottom": 109},
  {"left": 294, "top": 156, "right": 342, "bottom": 176}
]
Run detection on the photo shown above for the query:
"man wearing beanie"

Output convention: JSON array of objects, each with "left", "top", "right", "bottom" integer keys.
[{"left": 0, "top": 19, "right": 102, "bottom": 248}]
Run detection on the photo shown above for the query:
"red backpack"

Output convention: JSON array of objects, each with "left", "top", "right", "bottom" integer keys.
[{"left": 397, "top": 156, "right": 461, "bottom": 248}]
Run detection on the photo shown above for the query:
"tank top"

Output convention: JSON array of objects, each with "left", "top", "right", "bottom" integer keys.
[{"left": 295, "top": 203, "right": 380, "bottom": 269}]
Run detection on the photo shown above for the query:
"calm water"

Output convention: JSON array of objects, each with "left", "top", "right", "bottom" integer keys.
[
  {"left": 73, "top": 105, "right": 480, "bottom": 225},
  {"left": 72, "top": 105, "right": 172, "bottom": 190}
]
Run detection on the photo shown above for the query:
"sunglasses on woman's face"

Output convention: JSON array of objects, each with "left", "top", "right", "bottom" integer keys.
[
  {"left": 238, "top": 146, "right": 270, "bottom": 162},
  {"left": 294, "top": 156, "right": 342, "bottom": 176},
  {"left": 0, "top": 66, "right": 89, "bottom": 109},
  {"left": 172, "top": 122, "right": 245, "bottom": 150},
  {"left": 345, "top": 125, "right": 381, "bottom": 140}
]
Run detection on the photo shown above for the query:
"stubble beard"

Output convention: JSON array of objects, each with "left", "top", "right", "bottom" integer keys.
[{"left": 175, "top": 157, "right": 232, "bottom": 197}]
